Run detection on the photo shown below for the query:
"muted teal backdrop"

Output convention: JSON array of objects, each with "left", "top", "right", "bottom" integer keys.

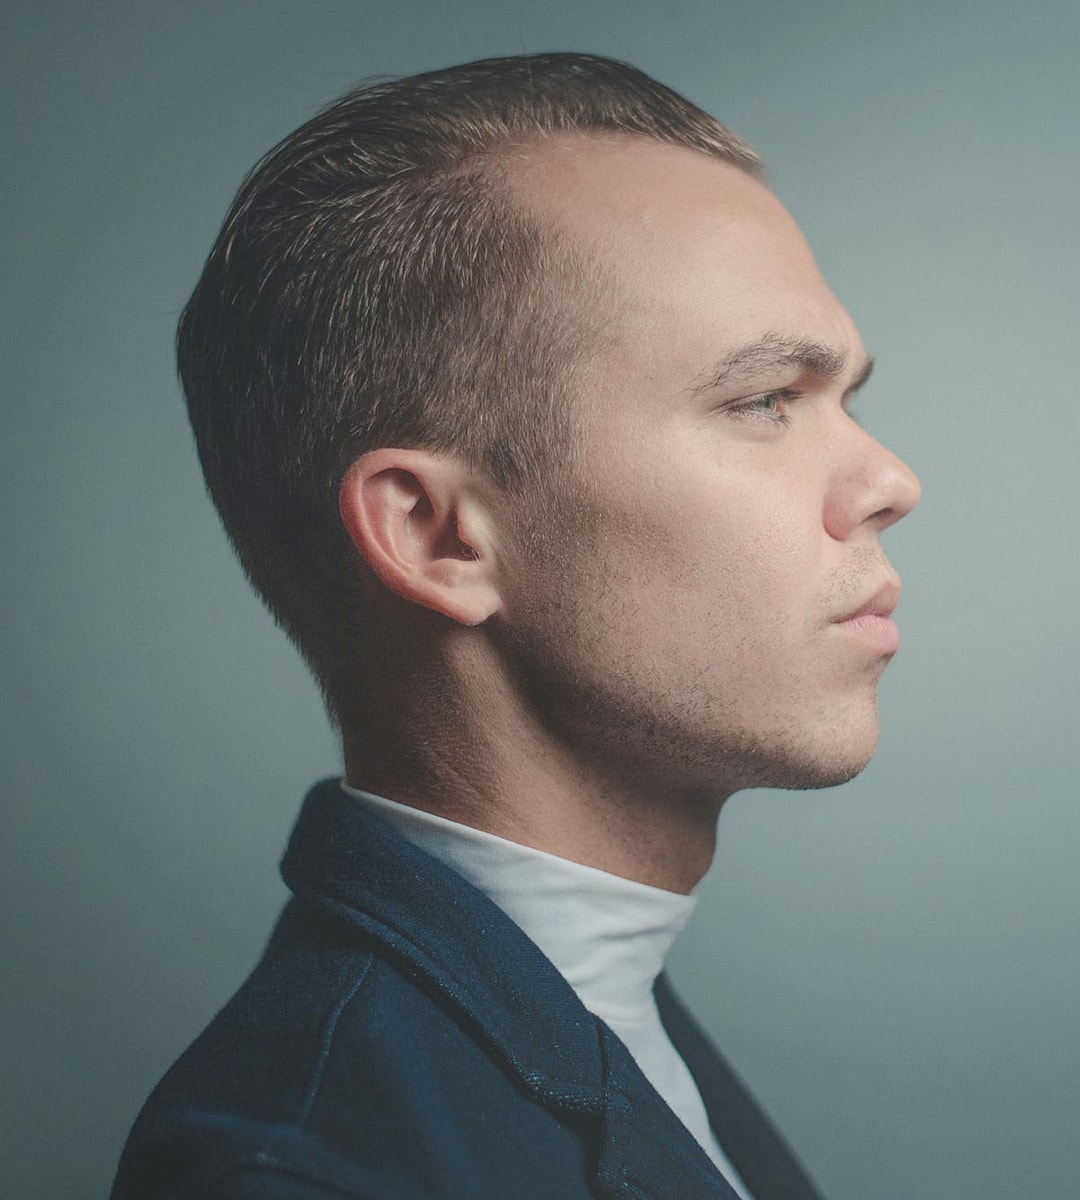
[{"left": 4, "top": 3, "right": 1078, "bottom": 1197}]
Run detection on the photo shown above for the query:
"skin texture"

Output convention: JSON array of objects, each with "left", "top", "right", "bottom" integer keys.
[{"left": 339, "top": 135, "right": 920, "bottom": 893}]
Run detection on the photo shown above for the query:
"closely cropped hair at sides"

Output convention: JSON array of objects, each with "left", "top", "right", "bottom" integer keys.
[{"left": 177, "top": 51, "right": 762, "bottom": 721}]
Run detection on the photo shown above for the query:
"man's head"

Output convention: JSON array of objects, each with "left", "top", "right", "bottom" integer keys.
[
  {"left": 181, "top": 52, "right": 918, "bottom": 804},
  {"left": 179, "top": 52, "right": 760, "bottom": 723}
]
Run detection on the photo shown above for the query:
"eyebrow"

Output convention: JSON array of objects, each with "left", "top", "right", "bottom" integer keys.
[{"left": 691, "top": 333, "right": 875, "bottom": 396}]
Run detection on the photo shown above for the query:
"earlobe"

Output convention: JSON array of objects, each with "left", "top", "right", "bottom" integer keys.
[{"left": 339, "top": 449, "right": 501, "bottom": 626}]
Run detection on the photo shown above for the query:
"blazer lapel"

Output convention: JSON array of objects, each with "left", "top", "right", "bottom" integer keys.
[{"left": 591, "top": 1022, "right": 751, "bottom": 1200}]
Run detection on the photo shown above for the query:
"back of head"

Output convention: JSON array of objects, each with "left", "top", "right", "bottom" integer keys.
[{"left": 178, "top": 52, "right": 761, "bottom": 722}]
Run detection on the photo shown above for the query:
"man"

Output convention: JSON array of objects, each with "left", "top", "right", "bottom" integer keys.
[{"left": 112, "top": 52, "right": 919, "bottom": 1200}]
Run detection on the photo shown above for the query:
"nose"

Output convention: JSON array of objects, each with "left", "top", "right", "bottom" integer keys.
[{"left": 823, "top": 422, "right": 921, "bottom": 541}]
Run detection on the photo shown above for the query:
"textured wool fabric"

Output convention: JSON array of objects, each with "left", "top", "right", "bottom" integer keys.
[
  {"left": 340, "top": 782, "right": 753, "bottom": 1200},
  {"left": 110, "top": 780, "right": 825, "bottom": 1200}
]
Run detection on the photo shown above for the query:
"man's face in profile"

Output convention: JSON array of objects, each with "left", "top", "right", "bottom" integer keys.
[{"left": 496, "top": 136, "right": 920, "bottom": 799}]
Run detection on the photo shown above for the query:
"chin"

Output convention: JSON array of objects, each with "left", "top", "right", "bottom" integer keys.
[
  {"left": 766, "top": 751, "right": 875, "bottom": 792},
  {"left": 719, "top": 709, "right": 882, "bottom": 794}
]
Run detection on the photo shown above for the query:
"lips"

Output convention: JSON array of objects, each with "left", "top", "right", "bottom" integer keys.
[
  {"left": 831, "top": 580, "right": 901, "bottom": 655},
  {"left": 833, "top": 580, "right": 901, "bottom": 625}
]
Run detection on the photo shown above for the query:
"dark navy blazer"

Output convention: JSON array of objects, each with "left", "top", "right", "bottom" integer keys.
[{"left": 112, "top": 779, "right": 825, "bottom": 1199}]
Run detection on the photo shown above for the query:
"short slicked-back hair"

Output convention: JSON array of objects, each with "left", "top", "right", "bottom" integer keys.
[{"left": 178, "top": 52, "right": 761, "bottom": 721}]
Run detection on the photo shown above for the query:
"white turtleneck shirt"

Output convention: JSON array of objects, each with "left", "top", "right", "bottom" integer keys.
[{"left": 340, "top": 782, "right": 753, "bottom": 1200}]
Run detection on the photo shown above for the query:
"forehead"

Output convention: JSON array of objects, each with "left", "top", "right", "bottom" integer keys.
[{"left": 504, "top": 134, "right": 862, "bottom": 368}]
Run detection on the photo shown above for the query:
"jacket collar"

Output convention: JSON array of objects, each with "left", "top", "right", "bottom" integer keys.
[{"left": 280, "top": 779, "right": 737, "bottom": 1200}]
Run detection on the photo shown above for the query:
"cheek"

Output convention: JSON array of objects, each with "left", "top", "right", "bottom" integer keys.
[
  {"left": 621, "top": 469, "right": 824, "bottom": 632},
  {"left": 533, "top": 427, "right": 831, "bottom": 675},
  {"left": 719, "top": 490, "right": 822, "bottom": 610}
]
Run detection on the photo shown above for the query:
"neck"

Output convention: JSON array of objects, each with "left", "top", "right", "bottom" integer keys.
[{"left": 341, "top": 635, "right": 727, "bottom": 895}]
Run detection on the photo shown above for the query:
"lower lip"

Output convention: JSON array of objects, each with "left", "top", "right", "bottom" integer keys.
[{"left": 833, "top": 614, "right": 899, "bottom": 655}]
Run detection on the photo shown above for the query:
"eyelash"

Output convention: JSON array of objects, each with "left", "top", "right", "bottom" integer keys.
[{"left": 728, "top": 388, "right": 803, "bottom": 424}]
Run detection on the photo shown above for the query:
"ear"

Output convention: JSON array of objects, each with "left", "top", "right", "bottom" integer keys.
[{"left": 339, "top": 448, "right": 502, "bottom": 626}]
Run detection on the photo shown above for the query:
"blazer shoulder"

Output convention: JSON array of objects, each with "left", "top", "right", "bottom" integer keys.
[{"left": 112, "top": 902, "right": 383, "bottom": 1199}]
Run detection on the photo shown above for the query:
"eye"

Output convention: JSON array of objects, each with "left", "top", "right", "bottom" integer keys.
[{"left": 728, "top": 388, "right": 801, "bottom": 423}]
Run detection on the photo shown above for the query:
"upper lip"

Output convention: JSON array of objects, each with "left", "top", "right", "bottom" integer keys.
[{"left": 832, "top": 580, "right": 901, "bottom": 623}]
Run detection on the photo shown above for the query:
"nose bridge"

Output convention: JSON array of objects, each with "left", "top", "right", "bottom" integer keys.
[{"left": 825, "top": 417, "right": 920, "bottom": 540}]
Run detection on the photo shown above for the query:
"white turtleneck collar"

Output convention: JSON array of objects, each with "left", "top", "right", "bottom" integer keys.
[{"left": 339, "top": 782, "right": 753, "bottom": 1200}]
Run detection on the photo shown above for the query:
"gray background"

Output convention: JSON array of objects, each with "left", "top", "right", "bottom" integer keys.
[{"left": 4, "top": 2, "right": 1078, "bottom": 1197}]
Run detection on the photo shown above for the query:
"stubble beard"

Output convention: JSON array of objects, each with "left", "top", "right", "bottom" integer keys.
[
  {"left": 497, "top": 580, "right": 886, "bottom": 806},
  {"left": 500, "top": 519, "right": 882, "bottom": 806}
]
